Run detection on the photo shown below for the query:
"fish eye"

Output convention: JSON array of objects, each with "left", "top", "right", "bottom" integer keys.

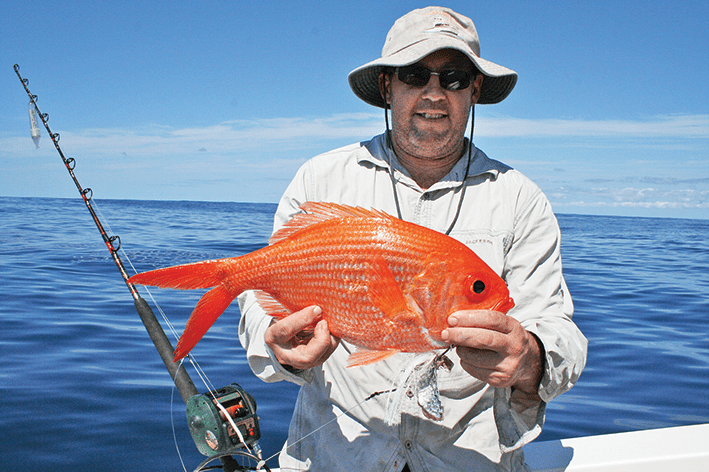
[
  {"left": 465, "top": 275, "right": 488, "bottom": 302},
  {"left": 472, "top": 280, "right": 485, "bottom": 294}
]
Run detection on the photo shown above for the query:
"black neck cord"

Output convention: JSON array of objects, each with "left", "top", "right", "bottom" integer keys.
[{"left": 384, "top": 106, "right": 475, "bottom": 236}]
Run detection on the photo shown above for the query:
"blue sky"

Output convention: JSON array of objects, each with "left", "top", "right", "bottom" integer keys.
[{"left": 2, "top": 0, "right": 708, "bottom": 219}]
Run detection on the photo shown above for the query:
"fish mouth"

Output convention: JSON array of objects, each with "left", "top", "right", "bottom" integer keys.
[{"left": 491, "top": 297, "right": 515, "bottom": 314}]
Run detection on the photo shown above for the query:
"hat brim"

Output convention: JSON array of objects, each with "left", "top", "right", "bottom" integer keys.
[{"left": 348, "top": 38, "right": 517, "bottom": 108}]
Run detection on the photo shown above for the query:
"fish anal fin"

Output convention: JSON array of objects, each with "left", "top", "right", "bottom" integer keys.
[
  {"left": 173, "top": 285, "right": 235, "bottom": 361},
  {"left": 253, "top": 290, "right": 293, "bottom": 319},
  {"left": 269, "top": 202, "right": 396, "bottom": 245},
  {"left": 367, "top": 257, "right": 423, "bottom": 325},
  {"left": 347, "top": 348, "right": 400, "bottom": 367},
  {"left": 254, "top": 291, "right": 319, "bottom": 337}
]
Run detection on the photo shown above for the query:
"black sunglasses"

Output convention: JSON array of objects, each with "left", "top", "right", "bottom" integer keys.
[{"left": 396, "top": 65, "right": 475, "bottom": 91}]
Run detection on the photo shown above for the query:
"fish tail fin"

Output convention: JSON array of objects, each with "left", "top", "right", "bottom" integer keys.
[
  {"left": 128, "top": 259, "right": 228, "bottom": 290},
  {"left": 173, "top": 285, "right": 235, "bottom": 361}
]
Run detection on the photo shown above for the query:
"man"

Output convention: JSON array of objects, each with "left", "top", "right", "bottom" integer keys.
[{"left": 239, "top": 7, "right": 587, "bottom": 471}]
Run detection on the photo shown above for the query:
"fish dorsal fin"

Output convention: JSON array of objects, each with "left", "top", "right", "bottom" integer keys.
[
  {"left": 269, "top": 202, "right": 395, "bottom": 245},
  {"left": 300, "top": 201, "right": 394, "bottom": 220}
]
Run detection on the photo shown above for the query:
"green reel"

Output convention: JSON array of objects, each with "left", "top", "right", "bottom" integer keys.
[{"left": 186, "top": 383, "right": 261, "bottom": 457}]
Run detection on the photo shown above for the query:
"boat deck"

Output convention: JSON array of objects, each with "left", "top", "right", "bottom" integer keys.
[{"left": 523, "top": 423, "right": 709, "bottom": 471}]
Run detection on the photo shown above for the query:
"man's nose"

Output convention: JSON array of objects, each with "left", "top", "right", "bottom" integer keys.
[{"left": 421, "top": 73, "right": 447, "bottom": 100}]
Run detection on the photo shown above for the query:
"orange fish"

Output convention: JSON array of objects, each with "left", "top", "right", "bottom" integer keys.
[{"left": 128, "top": 202, "right": 514, "bottom": 366}]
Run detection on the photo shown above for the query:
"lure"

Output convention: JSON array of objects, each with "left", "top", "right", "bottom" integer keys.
[{"left": 29, "top": 101, "right": 41, "bottom": 148}]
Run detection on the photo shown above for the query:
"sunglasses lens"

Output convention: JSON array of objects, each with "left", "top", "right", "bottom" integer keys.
[
  {"left": 397, "top": 66, "right": 431, "bottom": 87},
  {"left": 439, "top": 70, "right": 472, "bottom": 91},
  {"left": 396, "top": 66, "right": 472, "bottom": 91}
]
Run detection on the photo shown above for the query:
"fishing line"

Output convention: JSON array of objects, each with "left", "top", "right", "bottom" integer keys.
[
  {"left": 171, "top": 383, "right": 190, "bottom": 472},
  {"left": 90, "top": 200, "right": 224, "bottom": 393},
  {"left": 122, "top": 243, "right": 261, "bottom": 464},
  {"left": 104, "top": 204, "right": 416, "bottom": 463},
  {"left": 84, "top": 196, "right": 250, "bottom": 463},
  {"left": 90, "top": 197, "right": 223, "bottom": 396},
  {"left": 15, "top": 64, "right": 456, "bottom": 471},
  {"left": 259, "top": 387, "right": 398, "bottom": 467},
  {"left": 90, "top": 197, "right": 185, "bottom": 347},
  {"left": 264, "top": 347, "right": 454, "bottom": 467},
  {"left": 14, "top": 64, "right": 255, "bottom": 472},
  {"left": 70, "top": 195, "right": 226, "bottom": 468}
]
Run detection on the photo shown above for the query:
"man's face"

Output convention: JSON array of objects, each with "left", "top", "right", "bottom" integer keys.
[{"left": 382, "top": 49, "right": 483, "bottom": 163}]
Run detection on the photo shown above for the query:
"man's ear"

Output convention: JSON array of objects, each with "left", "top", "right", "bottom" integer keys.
[
  {"left": 471, "top": 73, "right": 484, "bottom": 103},
  {"left": 378, "top": 71, "right": 391, "bottom": 108}
]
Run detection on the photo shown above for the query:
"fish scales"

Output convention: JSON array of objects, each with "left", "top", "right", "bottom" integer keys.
[
  {"left": 246, "top": 219, "right": 431, "bottom": 348},
  {"left": 128, "top": 202, "right": 514, "bottom": 364}
]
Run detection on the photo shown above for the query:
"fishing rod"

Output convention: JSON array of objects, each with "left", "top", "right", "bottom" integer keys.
[{"left": 13, "top": 64, "right": 267, "bottom": 472}]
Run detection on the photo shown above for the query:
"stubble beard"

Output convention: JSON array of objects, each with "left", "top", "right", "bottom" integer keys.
[{"left": 394, "top": 121, "right": 466, "bottom": 162}]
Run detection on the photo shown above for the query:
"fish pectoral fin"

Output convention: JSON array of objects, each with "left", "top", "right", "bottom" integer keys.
[
  {"left": 347, "top": 348, "right": 400, "bottom": 367},
  {"left": 367, "top": 257, "right": 424, "bottom": 324},
  {"left": 406, "top": 260, "right": 451, "bottom": 326},
  {"left": 254, "top": 290, "right": 292, "bottom": 319},
  {"left": 173, "top": 284, "right": 235, "bottom": 362}
]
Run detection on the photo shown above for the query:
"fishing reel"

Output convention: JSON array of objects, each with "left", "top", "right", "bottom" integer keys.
[{"left": 186, "top": 383, "right": 261, "bottom": 458}]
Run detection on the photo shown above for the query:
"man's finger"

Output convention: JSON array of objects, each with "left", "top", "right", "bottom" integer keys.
[
  {"left": 448, "top": 310, "right": 513, "bottom": 333},
  {"left": 265, "top": 306, "right": 322, "bottom": 344}
]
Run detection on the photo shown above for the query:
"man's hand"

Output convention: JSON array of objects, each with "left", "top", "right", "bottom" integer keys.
[
  {"left": 264, "top": 305, "right": 339, "bottom": 371},
  {"left": 441, "top": 310, "right": 544, "bottom": 400}
]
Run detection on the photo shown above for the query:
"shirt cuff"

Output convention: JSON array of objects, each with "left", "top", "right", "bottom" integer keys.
[{"left": 494, "top": 386, "right": 546, "bottom": 453}]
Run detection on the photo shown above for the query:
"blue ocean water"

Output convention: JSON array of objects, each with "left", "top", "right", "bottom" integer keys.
[{"left": 1, "top": 196, "right": 708, "bottom": 471}]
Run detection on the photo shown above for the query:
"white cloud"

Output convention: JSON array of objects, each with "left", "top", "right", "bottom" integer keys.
[
  {"left": 561, "top": 187, "right": 709, "bottom": 209},
  {"left": 3, "top": 112, "right": 707, "bottom": 161},
  {"left": 475, "top": 114, "right": 709, "bottom": 138},
  {"left": 4, "top": 112, "right": 707, "bottom": 217},
  {"left": 567, "top": 201, "right": 709, "bottom": 209},
  {"left": 1, "top": 113, "right": 384, "bottom": 158}
]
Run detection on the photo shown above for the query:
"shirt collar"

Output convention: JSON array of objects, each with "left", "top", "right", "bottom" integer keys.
[{"left": 359, "top": 133, "right": 502, "bottom": 190}]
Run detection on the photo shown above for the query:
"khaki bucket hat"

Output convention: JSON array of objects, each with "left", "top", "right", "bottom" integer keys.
[{"left": 348, "top": 7, "right": 517, "bottom": 108}]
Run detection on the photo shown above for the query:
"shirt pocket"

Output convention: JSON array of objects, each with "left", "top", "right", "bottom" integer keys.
[{"left": 448, "top": 229, "right": 513, "bottom": 277}]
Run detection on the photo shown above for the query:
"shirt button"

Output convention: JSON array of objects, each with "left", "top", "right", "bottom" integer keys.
[{"left": 406, "top": 389, "right": 414, "bottom": 398}]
